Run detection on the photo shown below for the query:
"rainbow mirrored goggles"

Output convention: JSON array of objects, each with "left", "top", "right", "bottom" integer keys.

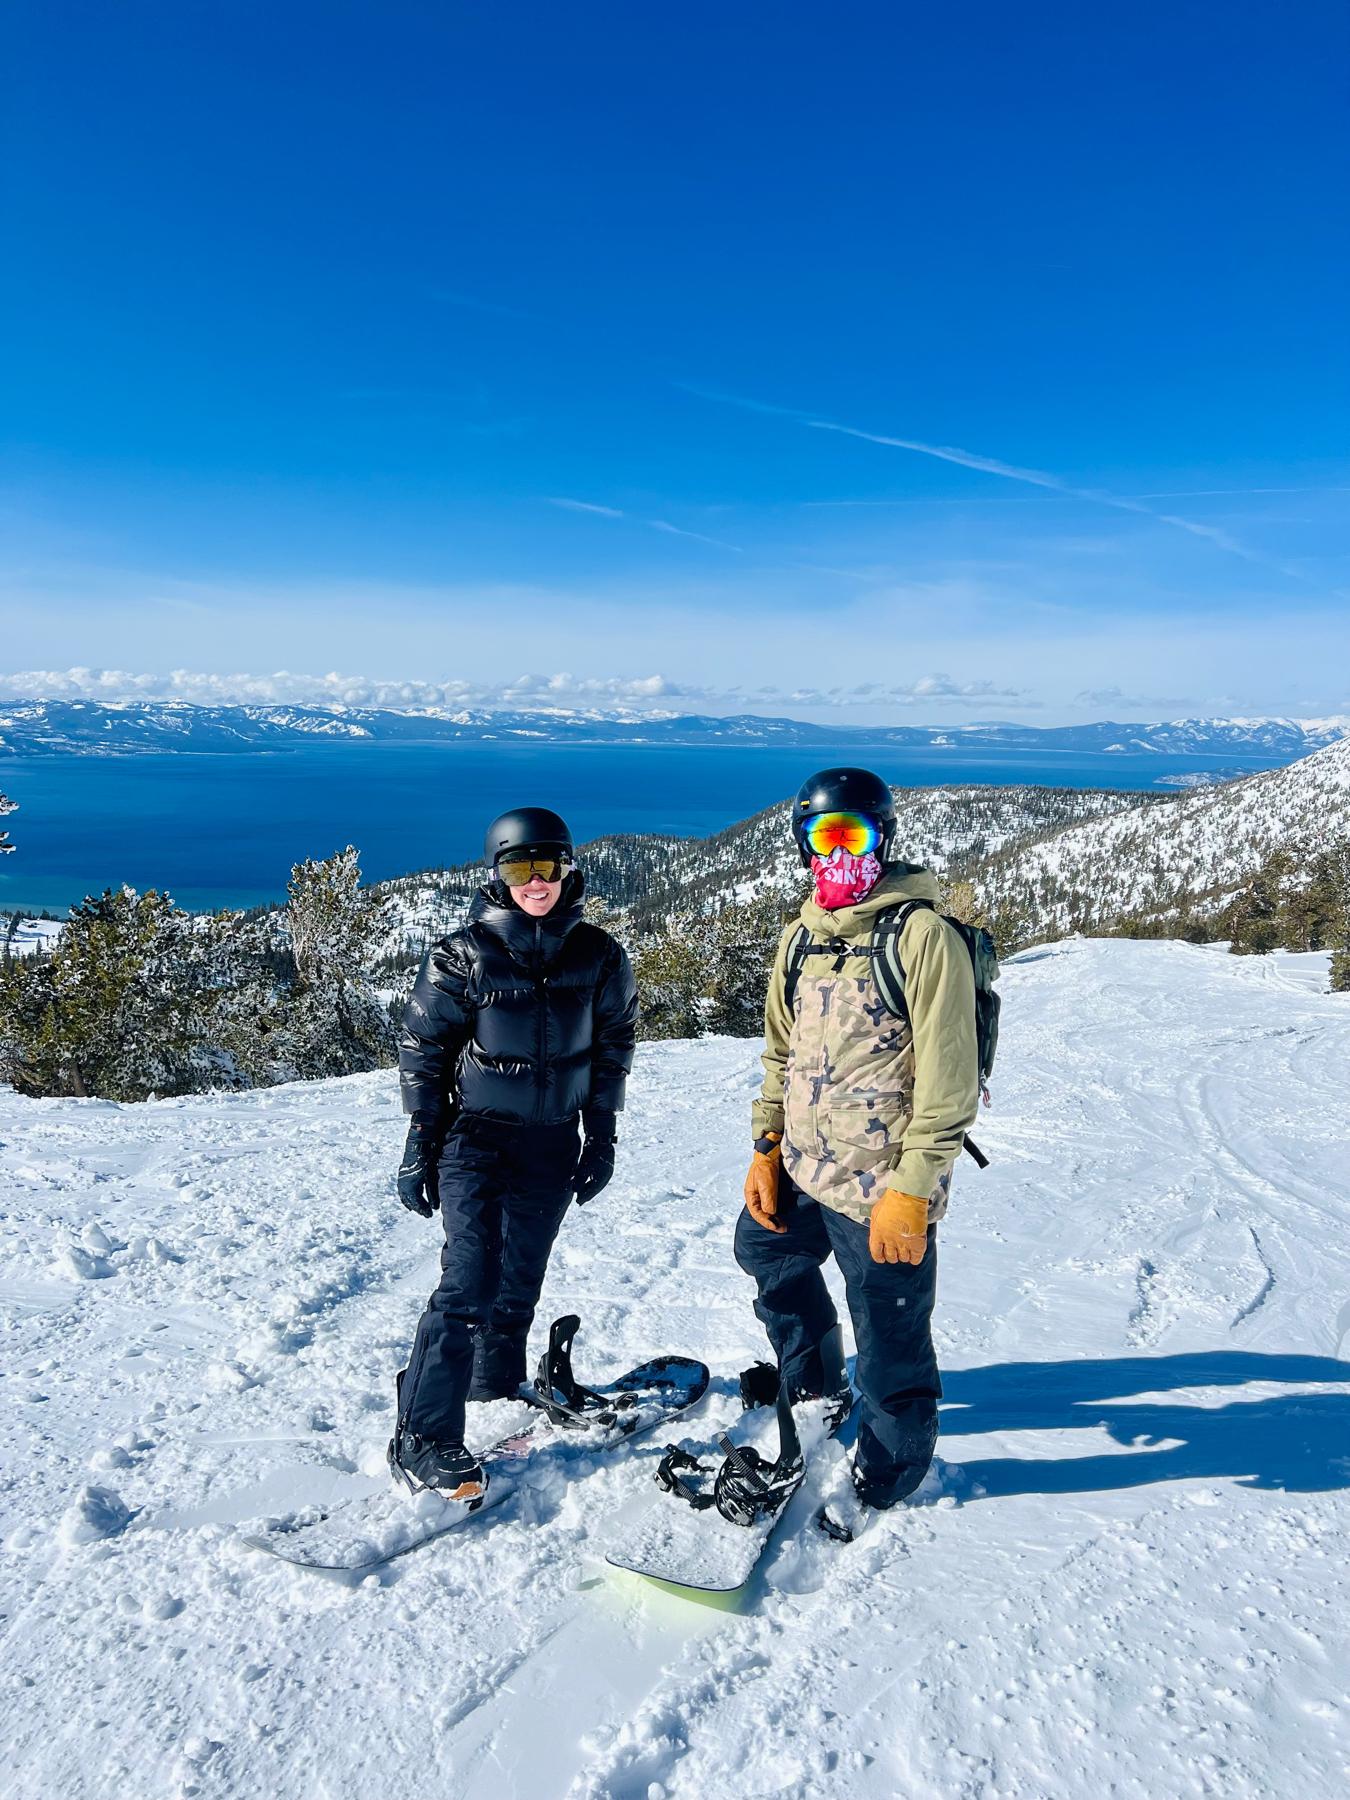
[
  {"left": 801, "top": 810, "right": 883, "bottom": 859},
  {"left": 496, "top": 850, "right": 574, "bottom": 886}
]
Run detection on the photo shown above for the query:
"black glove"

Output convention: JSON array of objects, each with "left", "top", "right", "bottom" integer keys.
[
  {"left": 574, "top": 1119, "right": 617, "bottom": 1206},
  {"left": 397, "top": 1112, "right": 445, "bottom": 1217}
]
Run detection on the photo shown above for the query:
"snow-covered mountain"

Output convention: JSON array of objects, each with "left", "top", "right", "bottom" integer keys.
[
  {"left": 976, "top": 733, "right": 1350, "bottom": 933},
  {"left": 3, "top": 938, "right": 1347, "bottom": 1797},
  {"left": 1, "top": 696, "right": 1346, "bottom": 759},
  {"left": 372, "top": 782, "right": 1159, "bottom": 964}
]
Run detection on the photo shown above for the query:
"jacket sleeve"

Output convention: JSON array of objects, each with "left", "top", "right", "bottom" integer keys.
[
  {"left": 888, "top": 910, "right": 979, "bottom": 1199},
  {"left": 587, "top": 939, "right": 638, "bottom": 1118},
  {"left": 750, "top": 922, "right": 799, "bottom": 1142},
  {"left": 398, "top": 937, "right": 473, "bottom": 1120}
]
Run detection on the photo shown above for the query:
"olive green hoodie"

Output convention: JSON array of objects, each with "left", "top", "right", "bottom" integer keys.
[{"left": 751, "top": 863, "right": 979, "bottom": 1223}]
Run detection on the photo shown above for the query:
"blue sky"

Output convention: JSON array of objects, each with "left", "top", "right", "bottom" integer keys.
[{"left": 3, "top": 1, "right": 1348, "bottom": 723}]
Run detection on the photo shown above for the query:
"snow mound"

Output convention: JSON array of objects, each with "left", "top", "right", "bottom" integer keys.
[{"left": 58, "top": 1485, "right": 132, "bottom": 1546}]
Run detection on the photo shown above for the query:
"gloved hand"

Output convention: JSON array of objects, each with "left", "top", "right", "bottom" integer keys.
[
  {"left": 397, "top": 1113, "right": 445, "bottom": 1218},
  {"left": 574, "top": 1122, "right": 617, "bottom": 1205},
  {"left": 744, "top": 1134, "right": 785, "bottom": 1233},
  {"left": 868, "top": 1189, "right": 929, "bottom": 1265}
]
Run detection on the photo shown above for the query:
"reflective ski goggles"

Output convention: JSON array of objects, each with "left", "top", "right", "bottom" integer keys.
[
  {"left": 496, "top": 852, "right": 573, "bottom": 886},
  {"left": 801, "top": 811, "right": 882, "bottom": 858}
]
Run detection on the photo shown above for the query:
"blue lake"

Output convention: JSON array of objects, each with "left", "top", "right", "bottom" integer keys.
[{"left": 0, "top": 740, "right": 1286, "bottom": 915}]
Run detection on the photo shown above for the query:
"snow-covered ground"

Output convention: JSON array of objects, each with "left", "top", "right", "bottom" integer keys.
[
  {"left": 2, "top": 938, "right": 1348, "bottom": 1799},
  {"left": 2, "top": 916, "right": 63, "bottom": 956}
]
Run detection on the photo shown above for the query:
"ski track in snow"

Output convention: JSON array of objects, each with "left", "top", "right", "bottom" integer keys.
[{"left": 1, "top": 939, "right": 1348, "bottom": 1799}]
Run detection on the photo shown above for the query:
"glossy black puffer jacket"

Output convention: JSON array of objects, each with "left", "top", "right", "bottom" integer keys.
[{"left": 398, "top": 874, "right": 638, "bottom": 1129}]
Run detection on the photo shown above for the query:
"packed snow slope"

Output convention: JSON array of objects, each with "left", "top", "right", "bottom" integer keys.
[{"left": 2, "top": 939, "right": 1348, "bottom": 1800}]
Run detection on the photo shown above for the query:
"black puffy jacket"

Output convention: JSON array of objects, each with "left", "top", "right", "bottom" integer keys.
[{"left": 398, "top": 874, "right": 638, "bottom": 1129}]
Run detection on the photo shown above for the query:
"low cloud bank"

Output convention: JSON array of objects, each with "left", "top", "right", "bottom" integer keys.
[{"left": 0, "top": 668, "right": 1037, "bottom": 712}]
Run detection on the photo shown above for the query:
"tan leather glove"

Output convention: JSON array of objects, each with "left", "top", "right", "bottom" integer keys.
[
  {"left": 868, "top": 1189, "right": 929, "bottom": 1265},
  {"left": 744, "top": 1134, "right": 785, "bottom": 1233}
]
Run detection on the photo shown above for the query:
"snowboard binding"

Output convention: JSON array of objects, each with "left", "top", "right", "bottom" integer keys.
[
  {"left": 656, "top": 1328, "right": 847, "bottom": 1528},
  {"left": 736, "top": 1328, "right": 853, "bottom": 1435},
  {"left": 532, "top": 1315, "right": 641, "bottom": 1432},
  {"left": 656, "top": 1386, "right": 805, "bottom": 1528}
]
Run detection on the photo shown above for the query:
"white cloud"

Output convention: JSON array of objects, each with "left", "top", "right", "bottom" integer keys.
[
  {"left": 751, "top": 674, "right": 1041, "bottom": 711},
  {"left": 0, "top": 666, "right": 1039, "bottom": 714},
  {"left": 646, "top": 519, "right": 744, "bottom": 552},
  {"left": 546, "top": 498, "right": 627, "bottom": 518},
  {"left": 547, "top": 497, "right": 743, "bottom": 552},
  {"left": 0, "top": 667, "right": 705, "bottom": 711},
  {"left": 1075, "top": 685, "right": 1188, "bottom": 710}
]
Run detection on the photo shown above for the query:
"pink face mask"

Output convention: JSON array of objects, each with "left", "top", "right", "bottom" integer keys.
[{"left": 811, "top": 847, "right": 883, "bottom": 910}]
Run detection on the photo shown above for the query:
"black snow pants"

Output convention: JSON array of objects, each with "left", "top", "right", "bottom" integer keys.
[
  {"left": 734, "top": 1173, "right": 941, "bottom": 1507},
  {"left": 401, "top": 1117, "right": 580, "bottom": 1445}
]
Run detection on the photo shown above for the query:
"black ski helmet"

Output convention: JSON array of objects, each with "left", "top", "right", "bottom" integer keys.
[
  {"left": 791, "top": 766, "right": 897, "bottom": 867},
  {"left": 483, "top": 806, "right": 575, "bottom": 868}
]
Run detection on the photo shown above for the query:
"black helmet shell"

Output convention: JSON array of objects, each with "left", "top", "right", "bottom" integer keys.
[
  {"left": 483, "top": 806, "right": 574, "bottom": 867},
  {"left": 791, "top": 766, "right": 896, "bottom": 865}
]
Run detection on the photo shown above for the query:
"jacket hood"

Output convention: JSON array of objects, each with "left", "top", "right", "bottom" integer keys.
[
  {"left": 468, "top": 869, "right": 587, "bottom": 965},
  {"left": 798, "top": 860, "right": 940, "bottom": 941}
]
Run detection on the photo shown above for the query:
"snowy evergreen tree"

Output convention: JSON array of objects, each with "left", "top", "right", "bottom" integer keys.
[
  {"left": 1223, "top": 852, "right": 1294, "bottom": 955},
  {"left": 1303, "top": 837, "right": 1350, "bottom": 950},
  {"left": 704, "top": 894, "right": 793, "bottom": 1036},
  {"left": 0, "top": 789, "right": 15, "bottom": 856},
  {"left": 634, "top": 912, "right": 713, "bottom": 1040},
  {"left": 0, "top": 888, "right": 202, "bottom": 1099},
  {"left": 279, "top": 847, "right": 397, "bottom": 1077}
]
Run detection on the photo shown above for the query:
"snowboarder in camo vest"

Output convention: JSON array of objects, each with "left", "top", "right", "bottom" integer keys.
[
  {"left": 738, "top": 767, "right": 979, "bottom": 1510},
  {"left": 390, "top": 806, "right": 638, "bottom": 1499}
]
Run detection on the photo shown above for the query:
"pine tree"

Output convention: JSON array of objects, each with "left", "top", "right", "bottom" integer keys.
[
  {"left": 0, "top": 888, "right": 202, "bottom": 1099},
  {"left": 1303, "top": 838, "right": 1350, "bottom": 951},
  {"left": 279, "top": 847, "right": 397, "bottom": 1077},
  {"left": 0, "top": 789, "right": 15, "bottom": 856},
  {"left": 705, "top": 894, "right": 793, "bottom": 1035},
  {"left": 634, "top": 913, "right": 712, "bottom": 1040},
  {"left": 195, "top": 909, "right": 293, "bottom": 1088},
  {"left": 1224, "top": 852, "right": 1293, "bottom": 955},
  {"left": 938, "top": 878, "right": 984, "bottom": 927},
  {"left": 982, "top": 894, "right": 1035, "bottom": 958}
]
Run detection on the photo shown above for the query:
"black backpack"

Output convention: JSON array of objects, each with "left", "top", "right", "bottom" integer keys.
[{"left": 782, "top": 898, "right": 1000, "bottom": 1167}]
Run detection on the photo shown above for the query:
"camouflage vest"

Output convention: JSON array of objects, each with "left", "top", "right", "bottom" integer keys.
[{"left": 781, "top": 952, "right": 952, "bottom": 1226}]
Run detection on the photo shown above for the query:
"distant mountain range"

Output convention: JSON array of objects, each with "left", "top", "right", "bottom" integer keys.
[{"left": 1, "top": 697, "right": 1347, "bottom": 761}]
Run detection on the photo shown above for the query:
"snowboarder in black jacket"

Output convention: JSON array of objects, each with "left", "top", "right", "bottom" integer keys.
[{"left": 389, "top": 806, "right": 638, "bottom": 1498}]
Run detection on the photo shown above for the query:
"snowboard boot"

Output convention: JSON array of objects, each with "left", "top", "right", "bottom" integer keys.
[
  {"left": 387, "top": 1421, "right": 486, "bottom": 1501},
  {"left": 387, "top": 1368, "right": 486, "bottom": 1501}
]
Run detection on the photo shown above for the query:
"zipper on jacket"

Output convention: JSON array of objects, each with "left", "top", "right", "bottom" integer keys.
[{"left": 535, "top": 920, "right": 547, "bottom": 1125}]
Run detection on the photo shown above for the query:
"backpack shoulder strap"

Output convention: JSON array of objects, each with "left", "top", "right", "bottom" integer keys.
[
  {"left": 870, "top": 899, "right": 934, "bottom": 1021},
  {"left": 781, "top": 923, "right": 811, "bottom": 1015}
]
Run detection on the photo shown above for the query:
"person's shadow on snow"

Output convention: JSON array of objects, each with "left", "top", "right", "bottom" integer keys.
[{"left": 933, "top": 1351, "right": 1350, "bottom": 1497}]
